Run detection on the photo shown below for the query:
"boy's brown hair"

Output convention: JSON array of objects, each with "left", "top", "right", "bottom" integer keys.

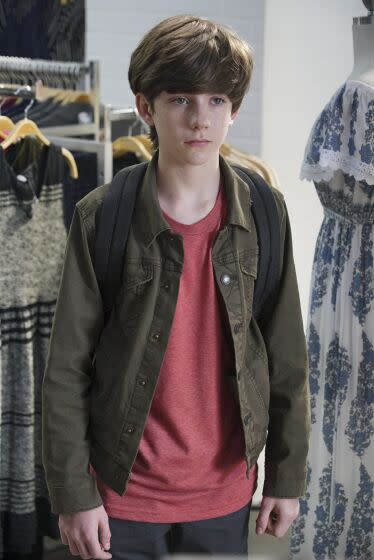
[{"left": 128, "top": 14, "right": 254, "bottom": 148}]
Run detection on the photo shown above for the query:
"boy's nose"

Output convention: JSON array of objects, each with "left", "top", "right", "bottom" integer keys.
[{"left": 189, "top": 110, "right": 210, "bottom": 129}]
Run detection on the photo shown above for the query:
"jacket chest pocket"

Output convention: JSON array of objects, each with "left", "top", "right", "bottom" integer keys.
[
  {"left": 125, "top": 263, "right": 154, "bottom": 295},
  {"left": 116, "top": 261, "right": 155, "bottom": 323},
  {"left": 238, "top": 252, "right": 258, "bottom": 323}
]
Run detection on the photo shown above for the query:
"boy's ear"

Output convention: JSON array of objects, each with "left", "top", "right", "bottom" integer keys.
[
  {"left": 231, "top": 109, "right": 239, "bottom": 123},
  {"left": 135, "top": 93, "right": 155, "bottom": 126}
]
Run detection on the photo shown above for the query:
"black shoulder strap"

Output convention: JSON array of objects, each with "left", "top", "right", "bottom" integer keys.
[
  {"left": 231, "top": 165, "right": 281, "bottom": 324},
  {"left": 94, "top": 162, "right": 148, "bottom": 319}
]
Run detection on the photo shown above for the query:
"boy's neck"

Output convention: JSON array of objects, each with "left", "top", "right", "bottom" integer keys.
[
  {"left": 155, "top": 149, "right": 222, "bottom": 225},
  {"left": 156, "top": 149, "right": 221, "bottom": 196}
]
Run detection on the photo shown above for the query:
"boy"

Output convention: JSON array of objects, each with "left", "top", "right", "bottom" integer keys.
[{"left": 42, "top": 14, "right": 310, "bottom": 559}]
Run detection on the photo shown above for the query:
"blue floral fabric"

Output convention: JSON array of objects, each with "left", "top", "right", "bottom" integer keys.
[
  {"left": 301, "top": 81, "right": 374, "bottom": 186},
  {"left": 290, "top": 81, "right": 374, "bottom": 559}
]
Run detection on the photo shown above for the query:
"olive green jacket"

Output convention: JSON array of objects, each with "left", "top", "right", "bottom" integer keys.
[{"left": 42, "top": 153, "right": 310, "bottom": 514}]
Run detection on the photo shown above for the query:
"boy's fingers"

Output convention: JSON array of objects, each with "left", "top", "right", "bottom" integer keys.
[
  {"left": 59, "top": 529, "right": 68, "bottom": 545},
  {"left": 75, "top": 541, "right": 91, "bottom": 560},
  {"left": 98, "top": 517, "right": 111, "bottom": 550},
  {"left": 86, "top": 539, "right": 113, "bottom": 560},
  {"left": 265, "top": 512, "right": 291, "bottom": 539},
  {"left": 66, "top": 536, "right": 80, "bottom": 556},
  {"left": 256, "top": 502, "right": 273, "bottom": 535}
]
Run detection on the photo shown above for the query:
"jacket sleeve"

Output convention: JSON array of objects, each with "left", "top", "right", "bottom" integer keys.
[
  {"left": 261, "top": 192, "right": 311, "bottom": 498},
  {"left": 42, "top": 205, "right": 104, "bottom": 514}
]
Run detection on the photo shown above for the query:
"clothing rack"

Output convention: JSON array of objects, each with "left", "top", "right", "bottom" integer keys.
[
  {"left": 71, "top": 104, "right": 149, "bottom": 184},
  {"left": 48, "top": 107, "right": 147, "bottom": 186},
  {"left": 49, "top": 135, "right": 113, "bottom": 185},
  {"left": 0, "top": 56, "right": 100, "bottom": 140},
  {"left": 103, "top": 105, "right": 148, "bottom": 142},
  {"left": 0, "top": 84, "right": 35, "bottom": 100},
  {"left": 1, "top": 69, "right": 148, "bottom": 186}
]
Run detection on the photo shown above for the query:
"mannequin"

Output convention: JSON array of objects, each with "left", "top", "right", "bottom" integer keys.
[
  {"left": 347, "top": 3, "right": 374, "bottom": 86},
  {"left": 290, "top": 2, "right": 374, "bottom": 558}
]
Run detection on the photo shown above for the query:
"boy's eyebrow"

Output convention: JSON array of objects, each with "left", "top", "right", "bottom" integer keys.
[{"left": 165, "top": 92, "right": 228, "bottom": 97}]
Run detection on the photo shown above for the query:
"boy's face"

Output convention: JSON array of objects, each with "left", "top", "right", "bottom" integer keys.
[{"left": 136, "top": 91, "right": 238, "bottom": 166}]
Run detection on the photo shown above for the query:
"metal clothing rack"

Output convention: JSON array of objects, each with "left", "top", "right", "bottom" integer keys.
[
  {"left": 0, "top": 58, "right": 149, "bottom": 186},
  {"left": 0, "top": 84, "right": 35, "bottom": 99},
  {"left": 51, "top": 106, "right": 148, "bottom": 186},
  {"left": 49, "top": 135, "right": 113, "bottom": 185},
  {"left": 90, "top": 104, "right": 149, "bottom": 184},
  {"left": 0, "top": 56, "right": 100, "bottom": 140},
  {"left": 103, "top": 105, "right": 147, "bottom": 142}
]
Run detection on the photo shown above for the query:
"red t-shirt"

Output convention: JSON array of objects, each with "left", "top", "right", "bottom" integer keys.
[{"left": 90, "top": 180, "right": 257, "bottom": 522}]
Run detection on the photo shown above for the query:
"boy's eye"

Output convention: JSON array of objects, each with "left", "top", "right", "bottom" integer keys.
[
  {"left": 171, "top": 96, "right": 226, "bottom": 105},
  {"left": 212, "top": 97, "right": 226, "bottom": 105},
  {"left": 173, "top": 97, "right": 189, "bottom": 105}
]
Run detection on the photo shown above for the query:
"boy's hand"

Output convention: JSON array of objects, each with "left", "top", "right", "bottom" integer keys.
[
  {"left": 59, "top": 505, "right": 112, "bottom": 559},
  {"left": 255, "top": 496, "right": 299, "bottom": 539}
]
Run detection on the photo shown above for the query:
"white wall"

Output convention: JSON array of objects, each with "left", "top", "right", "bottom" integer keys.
[
  {"left": 262, "top": 0, "right": 367, "bottom": 323},
  {"left": 252, "top": 0, "right": 368, "bottom": 513},
  {"left": 86, "top": 0, "right": 265, "bottom": 154}
]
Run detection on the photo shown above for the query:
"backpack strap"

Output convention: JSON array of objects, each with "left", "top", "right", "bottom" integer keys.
[
  {"left": 95, "top": 161, "right": 281, "bottom": 327},
  {"left": 232, "top": 165, "right": 281, "bottom": 325},
  {"left": 94, "top": 162, "right": 148, "bottom": 320}
]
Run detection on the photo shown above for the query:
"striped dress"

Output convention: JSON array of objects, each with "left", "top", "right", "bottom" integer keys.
[{"left": 0, "top": 139, "right": 67, "bottom": 556}]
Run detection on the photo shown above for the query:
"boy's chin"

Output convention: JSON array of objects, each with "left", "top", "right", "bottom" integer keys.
[{"left": 162, "top": 145, "right": 218, "bottom": 164}]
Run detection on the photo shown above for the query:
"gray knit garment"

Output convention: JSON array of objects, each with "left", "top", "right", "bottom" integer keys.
[{"left": 0, "top": 142, "right": 67, "bottom": 555}]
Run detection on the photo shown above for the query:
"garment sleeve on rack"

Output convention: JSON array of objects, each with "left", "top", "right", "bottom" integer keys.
[
  {"left": 63, "top": 152, "right": 99, "bottom": 231},
  {"left": 261, "top": 191, "right": 311, "bottom": 499},
  {"left": 42, "top": 205, "right": 104, "bottom": 514}
]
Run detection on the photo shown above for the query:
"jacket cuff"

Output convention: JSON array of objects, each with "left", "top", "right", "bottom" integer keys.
[
  {"left": 47, "top": 478, "right": 103, "bottom": 514},
  {"left": 262, "top": 465, "right": 307, "bottom": 499}
]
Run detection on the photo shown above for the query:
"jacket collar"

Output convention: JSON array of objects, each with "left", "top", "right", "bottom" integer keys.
[{"left": 135, "top": 150, "right": 252, "bottom": 247}]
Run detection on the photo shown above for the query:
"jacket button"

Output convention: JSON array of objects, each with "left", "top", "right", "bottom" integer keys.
[
  {"left": 139, "top": 379, "right": 147, "bottom": 386},
  {"left": 244, "top": 414, "right": 251, "bottom": 425},
  {"left": 221, "top": 274, "right": 231, "bottom": 285},
  {"left": 234, "top": 322, "right": 242, "bottom": 334},
  {"left": 152, "top": 333, "right": 160, "bottom": 341},
  {"left": 163, "top": 283, "right": 170, "bottom": 290},
  {"left": 126, "top": 425, "right": 135, "bottom": 434}
]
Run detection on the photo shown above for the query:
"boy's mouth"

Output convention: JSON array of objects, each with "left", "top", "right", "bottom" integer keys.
[{"left": 185, "top": 139, "right": 211, "bottom": 146}]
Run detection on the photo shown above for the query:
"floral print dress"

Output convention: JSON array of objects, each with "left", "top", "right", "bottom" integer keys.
[{"left": 290, "top": 80, "right": 374, "bottom": 559}]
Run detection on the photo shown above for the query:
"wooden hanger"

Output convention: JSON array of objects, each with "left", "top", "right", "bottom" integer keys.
[
  {"left": 135, "top": 134, "right": 154, "bottom": 154},
  {"left": 2, "top": 118, "right": 78, "bottom": 178},
  {"left": 0, "top": 115, "right": 15, "bottom": 140},
  {"left": 113, "top": 136, "right": 152, "bottom": 162},
  {"left": 41, "top": 87, "right": 92, "bottom": 105},
  {"left": 220, "top": 143, "right": 281, "bottom": 190},
  {"left": 0, "top": 116, "right": 14, "bottom": 132}
]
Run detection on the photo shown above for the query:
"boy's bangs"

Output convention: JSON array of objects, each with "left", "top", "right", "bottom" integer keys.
[{"left": 160, "top": 46, "right": 237, "bottom": 99}]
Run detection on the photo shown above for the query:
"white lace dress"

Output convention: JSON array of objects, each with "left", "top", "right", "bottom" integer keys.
[{"left": 290, "top": 80, "right": 374, "bottom": 559}]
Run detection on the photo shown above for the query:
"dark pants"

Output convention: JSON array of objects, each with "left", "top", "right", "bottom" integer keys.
[{"left": 108, "top": 501, "right": 251, "bottom": 559}]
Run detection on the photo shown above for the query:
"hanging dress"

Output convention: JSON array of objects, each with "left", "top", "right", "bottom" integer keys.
[
  {"left": 0, "top": 138, "right": 68, "bottom": 558},
  {"left": 290, "top": 80, "right": 374, "bottom": 559}
]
